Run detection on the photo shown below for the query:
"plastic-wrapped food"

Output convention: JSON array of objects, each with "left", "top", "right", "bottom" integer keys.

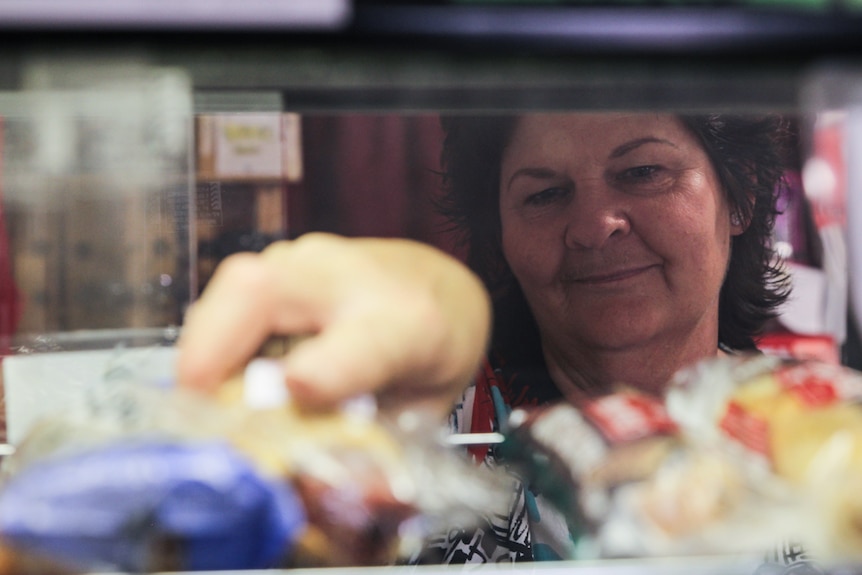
[
  {"left": 499, "top": 389, "right": 681, "bottom": 548},
  {"left": 0, "top": 355, "right": 508, "bottom": 573},
  {"left": 0, "top": 543, "right": 80, "bottom": 575},
  {"left": 499, "top": 387, "right": 780, "bottom": 558},
  {"left": 501, "top": 354, "right": 862, "bottom": 561},
  {"left": 667, "top": 354, "right": 862, "bottom": 560},
  {"left": 0, "top": 439, "right": 305, "bottom": 572}
]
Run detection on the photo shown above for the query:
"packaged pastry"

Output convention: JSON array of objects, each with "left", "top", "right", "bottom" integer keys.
[
  {"left": 500, "top": 389, "right": 680, "bottom": 534},
  {"left": 668, "top": 354, "right": 862, "bottom": 484},
  {"left": 500, "top": 354, "right": 862, "bottom": 560},
  {"left": 505, "top": 393, "right": 754, "bottom": 557},
  {"left": 0, "top": 542, "right": 81, "bottom": 575},
  {"left": 498, "top": 356, "right": 839, "bottom": 559},
  {"left": 667, "top": 354, "right": 862, "bottom": 560},
  {"left": 0, "top": 355, "right": 507, "bottom": 572}
]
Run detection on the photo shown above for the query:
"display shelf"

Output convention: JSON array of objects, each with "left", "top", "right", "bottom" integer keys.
[
  {"left": 74, "top": 555, "right": 814, "bottom": 575},
  {"left": 0, "top": 0, "right": 351, "bottom": 31},
  {"left": 1, "top": 1, "right": 862, "bottom": 63},
  {"left": 1, "top": 0, "right": 862, "bottom": 58},
  {"left": 6, "top": 326, "right": 180, "bottom": 353},
  {"left": 350, "top": 3, "right": 862, "bottom": 55}
]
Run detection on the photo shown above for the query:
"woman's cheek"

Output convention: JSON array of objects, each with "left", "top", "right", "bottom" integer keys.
[
  {"left": 503, "top": 230, "right": 539, "bottom": 281},
  {"left": 502, "top": 211, "right": 565, "bottom": 284}
]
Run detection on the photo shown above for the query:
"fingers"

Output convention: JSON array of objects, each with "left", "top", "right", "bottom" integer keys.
[
  {"left": 176, "top": 233, "right": 491, "bottom": 418},
  {"left": 176, "top": 254, "right": 273, "bottom": 393},
  {"left": 177, "top": 234, "right": 350, "bottom": 392},
  {"left": 280, "top": 286, "right": 452, "bottom": 415},
  {"left": 176, "top": 251, "right": 320, "bottom": 393},
  {"left": 281, "top": 318, "right": 401, "bottom": 410}
]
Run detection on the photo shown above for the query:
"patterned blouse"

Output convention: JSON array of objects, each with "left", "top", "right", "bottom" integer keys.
[{"left": 413, "top": 355, "right": 577, "bottom": 564}]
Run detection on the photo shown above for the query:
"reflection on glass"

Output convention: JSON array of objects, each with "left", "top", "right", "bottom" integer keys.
[{"left": 1, "top": 60, "right": 193, "bottom": 349}]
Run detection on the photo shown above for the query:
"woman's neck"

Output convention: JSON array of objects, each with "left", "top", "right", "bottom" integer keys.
[{"left": 542, "top": 332, "right": 721, "bottom": 403}]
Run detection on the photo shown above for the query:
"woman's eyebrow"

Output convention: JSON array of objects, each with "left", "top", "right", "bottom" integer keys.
[
  {"left": 609, "top": 137, "right": 679, "bottom": 159},
  {"left": 506, "top": 166, "right": 558, "bottom": 190}
]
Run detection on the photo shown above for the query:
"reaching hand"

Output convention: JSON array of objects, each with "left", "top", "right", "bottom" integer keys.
[{"left": 176, "top": 233, "right": 491, "bottom": 419}]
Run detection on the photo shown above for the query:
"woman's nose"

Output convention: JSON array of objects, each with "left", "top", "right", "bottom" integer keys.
[{"left": 563, "top": 192, "right": 631, "bottom": 250}]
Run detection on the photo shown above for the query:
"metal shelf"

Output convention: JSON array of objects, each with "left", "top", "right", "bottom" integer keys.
[
  {"left": 80, "top": 554, "right": 843, "bottom": 575},
  {"left": 350, "top": 4, "right": 862, "bottom": 56}
]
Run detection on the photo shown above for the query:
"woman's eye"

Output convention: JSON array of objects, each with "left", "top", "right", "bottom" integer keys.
[
  {"left": 615, "top": 165, "right": 676, "bottom": 192},
  {"left": 621, "top": 165, "right": 661, "bottom": 180},
  {"left": 524, "top": 187, "right": 569, "bottom": 206}
]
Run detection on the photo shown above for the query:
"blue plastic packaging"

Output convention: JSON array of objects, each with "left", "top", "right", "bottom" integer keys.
[{"left": 0, "top": 440, "right": 306, "bottom": 572}]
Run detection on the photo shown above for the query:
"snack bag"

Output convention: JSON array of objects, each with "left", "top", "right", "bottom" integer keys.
[
  {"left": 0, "top": 437, "right": 306, "bottom": 572},
  {"left": 0, "top": 354, "right": 508, "bottom": 573},
  {"left": 499, "top": 389, "right": 762, "bottom": 558},
  {"left": 500, "top": 390, "right": 679, "bottom": 529},
  {"left": 499, "top": 359, "right": 817, "bottom": 559},
  {"left": 667, "top": 354, "right": 862, "bottom": 560}
]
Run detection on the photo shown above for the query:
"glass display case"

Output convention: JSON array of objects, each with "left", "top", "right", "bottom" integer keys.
[{"left": 1, "top": 3, "right": 862, "bottom": 574}]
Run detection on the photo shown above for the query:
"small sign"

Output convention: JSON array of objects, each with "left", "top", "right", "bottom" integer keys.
[{"left": 214, "top": 114, "right": 282, "bottom": 179}]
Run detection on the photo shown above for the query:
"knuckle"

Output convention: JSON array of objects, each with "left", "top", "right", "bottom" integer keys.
[{"left": 212, "top": 253, "right": 272, "bottom": 294}]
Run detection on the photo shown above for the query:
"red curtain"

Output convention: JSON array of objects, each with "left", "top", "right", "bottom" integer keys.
[
  {"left": 0, "top": 117, "right": 21, "bottom": 349},
  {"left": 289, "top": 113, "right": 464, "bottom": 260}
]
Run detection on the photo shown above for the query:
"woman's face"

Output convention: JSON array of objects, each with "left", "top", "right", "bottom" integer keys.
[{"left": 499, "top": 113, "right": 742, "bottom": 355}]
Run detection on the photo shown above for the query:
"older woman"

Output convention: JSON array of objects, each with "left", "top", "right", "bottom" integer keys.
[
  {"left": 177, "top": 112, "right": 793, "bottom": 563},
  {"left": 439, "top": 113, "right": 791, "bottom": 399},
  {"left": 414, "top": 112, "right": 794, "bottom": 562}
]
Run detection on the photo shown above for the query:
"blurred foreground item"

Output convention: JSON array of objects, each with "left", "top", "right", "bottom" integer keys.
[
  {"left": 0, "top": 356, "right": 507, "bottom": 572},
  {"left": 500, "top": 354, "right": 862, "bottom": 563}
]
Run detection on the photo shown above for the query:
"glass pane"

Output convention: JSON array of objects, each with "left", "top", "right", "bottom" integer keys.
[{"left": 1, "top": 59, "right": 193, "bottom": 349}]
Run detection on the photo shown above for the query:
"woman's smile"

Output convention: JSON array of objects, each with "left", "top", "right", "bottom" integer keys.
[{"left": 565, "top": 263, "right": 659, "bottom": 286}]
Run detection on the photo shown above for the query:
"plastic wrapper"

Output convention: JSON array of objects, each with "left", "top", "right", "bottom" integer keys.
[
  {"left": 501, "top": 354, "right": 862, "bottom": 563},
  {"left": 0, "top": 355, "right": 510, "bottom": 573},
  {"left": 667, "top": 354, "right": 862, "bottom": 561}
]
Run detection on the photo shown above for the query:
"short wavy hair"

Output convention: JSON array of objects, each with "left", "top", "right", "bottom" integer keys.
[{"left": 437, "top": 113, "right": 793, "bottom": 355}]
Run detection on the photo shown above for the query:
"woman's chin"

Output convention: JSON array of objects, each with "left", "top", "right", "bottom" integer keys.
[{"left": 558, "top": 318, "right": 677, "bottom": 354}]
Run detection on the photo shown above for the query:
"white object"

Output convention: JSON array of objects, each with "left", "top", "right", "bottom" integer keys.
[
  {"left": 3, "top": 346, "right": 178, "bottom": 445},
  {"left": 778, "top": 261, "right": 829, "bottom": 336},
  {"left": 242, "top": 357, "right": 289, "bottom": 409}
]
